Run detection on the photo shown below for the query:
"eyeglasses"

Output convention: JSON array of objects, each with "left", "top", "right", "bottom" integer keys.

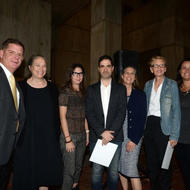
[
  {"left": 72, "top": 72, "right": 84, "bottom": 77},
  {"left": 5, "top": 49, "right": 23, "bottom": 59},
  {"left": 151, "top": 64, "right": 166, "bottom": 68}
]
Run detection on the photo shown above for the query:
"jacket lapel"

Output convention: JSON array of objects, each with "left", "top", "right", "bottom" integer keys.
[
  {"left": 94, "top": 82, "right": 104, "bottom": 117},
  {"left": 16, "top": 82, "right": 22, "bottom": 111},
  {"left": 0, "top": 67, "right": 16, "bottom": 108},
  {"left": 160, "top": 77, "right": 169, "bottom": 98}
]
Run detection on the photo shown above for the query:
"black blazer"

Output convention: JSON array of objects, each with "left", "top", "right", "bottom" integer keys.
[
  {"left": 85, "top": 80, "right": 127, "bottom": 143},
  {"left": 0, "top": 66, "right": 25, "bottom": 165},
  {"left": 127, "top": 89, "right": 147, "bottom": 145}
]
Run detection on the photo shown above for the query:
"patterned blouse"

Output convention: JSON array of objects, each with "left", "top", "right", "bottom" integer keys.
[{"left": 59, "top": 87, "right": 85, "bottom": 134}]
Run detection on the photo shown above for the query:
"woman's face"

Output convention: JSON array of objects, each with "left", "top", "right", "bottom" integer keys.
[
  {"left": 71, "top": 67, "right": 84, "bottom": 86},
  {"left": 150, "top": 59, "right": 166, "bottom": 78},
  {"left": 180, "top": 61, "right": 190, "bottom": 81},
  {"left": 29, "top": 57, "right": 47, "bottom": 79},
  {"left": 122, "top": 67, "right": 136, "bottom": 86}
]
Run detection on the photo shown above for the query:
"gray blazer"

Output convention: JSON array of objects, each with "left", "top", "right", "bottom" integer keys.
[
  {"left": 0, "top": 66, "right": 25, "bottom": 165},
  {"left": 144, "top": 77, "right": 181, "bottom": 141}
]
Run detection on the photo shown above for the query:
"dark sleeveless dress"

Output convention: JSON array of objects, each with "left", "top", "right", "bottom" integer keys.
[{"left": 13, "top": 80, "right": 62, "bottom": 190}]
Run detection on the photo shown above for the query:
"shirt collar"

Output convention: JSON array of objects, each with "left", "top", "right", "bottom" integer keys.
[
  {"left": 0, "top": 62, "right": 12, "bottom": 80},
  {"left": 100, "top": 79, "right": 112, "bottom": 88}
]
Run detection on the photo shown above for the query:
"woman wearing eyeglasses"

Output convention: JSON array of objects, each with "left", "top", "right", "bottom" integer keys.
[
  {"left": 59, "top": 63, "right": 89, "bottom": 190},
  {"left": 175, "top": 58, "right": 190, "bottom": 190},
  {"left": 144, "top": 56, "right": 181, "bottom": 190}
]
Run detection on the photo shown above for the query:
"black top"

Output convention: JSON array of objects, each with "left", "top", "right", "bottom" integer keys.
[
  {"left": 178, "top": 91, "right": 190, "bottom": 144},
  {"left": 13, "top": 80, "right": 62, "bottom": 190}
]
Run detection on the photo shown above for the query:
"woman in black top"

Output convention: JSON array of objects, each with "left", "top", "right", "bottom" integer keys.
[
  {"left": 13, "top": 55, "right": 62, "bottom": 190},
  {"left": 176, "top": 58, "right": 190, "bottom": 190}
]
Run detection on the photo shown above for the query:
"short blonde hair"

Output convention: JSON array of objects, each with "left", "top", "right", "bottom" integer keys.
[{"left": 148, "top": 56, "right": 167, "bottom": 67}]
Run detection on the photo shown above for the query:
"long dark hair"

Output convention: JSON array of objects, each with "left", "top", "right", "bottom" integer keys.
[
  {"left": 63, "top": 63, "right": 85, "bottom": 95},
  {"left": 176, "top": 58, "right": 190, "bottom": 87}
]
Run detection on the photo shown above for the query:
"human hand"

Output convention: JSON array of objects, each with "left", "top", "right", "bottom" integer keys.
[
  {"left": 102, "top": 138, "right": 109, "bottom": 145},
  {"left": 101, "top": 130, "right": 114, "bottom": 142},
  {"left": 86, "top": 133, "right": 89, "bottom": 146},
  {"left": 126, "top": 141, "right": 136, "bottom": 152},
  {"left": 66, "top": 141, "right": 75, "bottom": 152},
  {"left": 169, "top": 140, "right": 177, "bottom": 148}
]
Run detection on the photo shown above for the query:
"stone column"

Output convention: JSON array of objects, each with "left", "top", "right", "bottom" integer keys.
[
  {"left": 161, "top": 46, "right": 184, "bottom": 79},
  {"left": 90, "top": 0, "right": 121, "bottom": 83},
  {"left": 0, "top": 0, "right": 51, "bottom": 78}
]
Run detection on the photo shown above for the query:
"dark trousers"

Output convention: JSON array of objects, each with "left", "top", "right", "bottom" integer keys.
[
  {"left": 60, "top": 132, "right": 86, "bottom": 190},
  {"left": 0, "top": 158, "right": 13, "bottom": 190},
  {"left": 144, "top": 116, "right": 172, "bottom": 190},
  {"left": 175, "top": 143, "right": 190, "bottom": 190}
]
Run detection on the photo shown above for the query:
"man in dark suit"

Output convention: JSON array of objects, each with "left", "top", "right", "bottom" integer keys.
[
  {"left": 85, "top": 55, "right": 127, "bottom": 190},
  {"left": 0, "top": 38, "right": 25, "bottom": 190}
]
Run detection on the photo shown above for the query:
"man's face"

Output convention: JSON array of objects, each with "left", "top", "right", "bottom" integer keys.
[
  {"left": 0, "top": 43, "right": 24, "bottom": 73},
  {"left": 98, "top": 59, "right": 114, "bottom": 80}
]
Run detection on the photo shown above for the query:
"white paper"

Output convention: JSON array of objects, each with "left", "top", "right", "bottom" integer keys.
[
  {"left": 161, "top": 141, "right": 174, "bottom": 169},
  {"left": 89, "top": 139, "right": 118, "bottom": 167}
]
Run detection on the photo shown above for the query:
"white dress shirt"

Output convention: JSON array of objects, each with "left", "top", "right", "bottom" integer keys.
[
  {"left": 148, "top": 79, "right": 163, "bottom": 117},
  {"left": 100, "top": 80, "right": 111, "bottom": 127},
  {"left": 0, "top": 62, "right": 20, "bottom": 105}
]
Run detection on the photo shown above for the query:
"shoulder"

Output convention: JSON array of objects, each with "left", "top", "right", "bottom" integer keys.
[
  {"left": 130, "top": 89, "right": 146, "bottom": 105},
  {"left": 86, "top": 81, "right": 100, "bottom": 90},
  {"left": 112, "top": 80, "right": 125, "bottom": 90},
  {"left": 18, "top": 79, "right": 27, "bottom": 90},
  {"left": 59, "top": 87, "right": 71, "bottom": 95},
  {"left": 145, "top": 79, "right": 153, "bottom": 87},
  {"left": 133, "top": 88, "right": 146, "bottom": 97},
  {"left": 47, "top": 81, "right": 59, "bottom": 95},
  {"left": 48, "top": 81, "right": 58, "bottom": 90},
  {"left": 165, "top": 77, "right": 177, "bottom": 85},
  {"left": 164, "top": 77, "right": 178, "bottom": 91},
  {"left": 0, "top": 65, "right": 4, "bottom": 74}
]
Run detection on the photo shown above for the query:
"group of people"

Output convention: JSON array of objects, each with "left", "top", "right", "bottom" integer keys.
[{"left": 0, "top": 37, "right": 189, "bottom": 190}]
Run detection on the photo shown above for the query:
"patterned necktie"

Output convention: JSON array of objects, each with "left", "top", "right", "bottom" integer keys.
[{"left": 10, "top": 74, "right": 19, "bottom": 132}]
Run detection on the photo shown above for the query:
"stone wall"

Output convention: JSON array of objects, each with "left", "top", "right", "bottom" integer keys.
[
  {"left": 0, "top": 0, "right": 51, "bottom": 78},
  {"left": 122, "top": 0, "right": 190, "bottom": 85},
  {"left": 90, "top": 0, "right": 121, "bottom": 83},
  {"left": 52, "top": 4, "right": 90, "bottom": 87}
]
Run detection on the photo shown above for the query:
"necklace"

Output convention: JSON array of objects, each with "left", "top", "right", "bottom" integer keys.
[
  {"left": 181, "top": 90, "right": 190, "bottom": 96},
  {"left": 181, "top": 85, "right": 190, "bottom": 96}
]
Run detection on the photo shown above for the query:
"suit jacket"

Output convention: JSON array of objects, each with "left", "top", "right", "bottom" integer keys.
[
  {"left": 127, "top": 89, "right": 147, "bottom": 145},
  {"left": 0, "top": 66, "right": 25, "bottom": 165},
  {"left": 85, "top": 80, "right": 127, "bottom": 143}
]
